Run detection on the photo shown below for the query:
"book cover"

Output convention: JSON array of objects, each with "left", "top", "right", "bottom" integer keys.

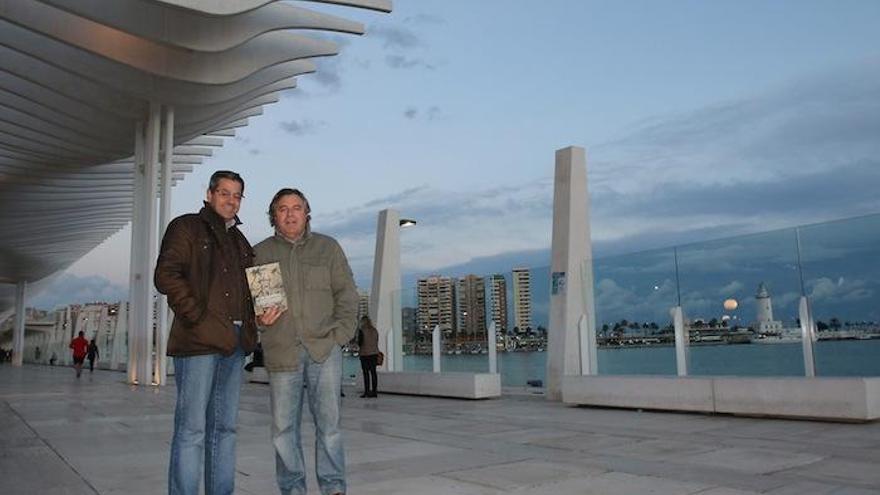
[{"left": 245, "top": 262, "right": 288, "bottom": 314}]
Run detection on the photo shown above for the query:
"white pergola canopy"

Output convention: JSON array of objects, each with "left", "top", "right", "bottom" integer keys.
[{"left": 0, "top": 0, "right": 391, "bottom": 301}]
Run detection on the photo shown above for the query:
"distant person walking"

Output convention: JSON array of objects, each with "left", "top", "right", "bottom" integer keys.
[
  {"left": 87, "top": 340, "right": 99, "bottom": 372},
  {"left": 34, "top": 346, "right": 42, "bottom": 363},
  {"left": 357, "top": 316, "right": 380, "bottom": 398},
  {"left": 69, "top": 331, "right": 89, "bottom": 378}
]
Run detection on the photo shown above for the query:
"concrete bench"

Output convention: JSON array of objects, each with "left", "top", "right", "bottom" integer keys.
[
  {"left": 562, "top": 375, "right": 880, "bottom": 422},
  {"left": 378, "top": 371, "right": 501, "bottom": 399}
]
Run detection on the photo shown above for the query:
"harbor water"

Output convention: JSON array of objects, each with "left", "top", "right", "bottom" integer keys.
[{"left": 343, "top": 340, "right": 880, "bottom": 387}]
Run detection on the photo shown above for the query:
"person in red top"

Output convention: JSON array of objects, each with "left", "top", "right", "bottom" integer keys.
[{"left": 69, "top": 331, "right": 89, "bottom": 378}]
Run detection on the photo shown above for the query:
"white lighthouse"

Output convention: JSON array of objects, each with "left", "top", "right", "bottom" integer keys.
[{"left": 755, "top": 282, "right": 783, "bottom": 333}]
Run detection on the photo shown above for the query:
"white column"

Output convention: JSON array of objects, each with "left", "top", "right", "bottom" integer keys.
[
  {"left": 432, "top": 325, "right": 441, "bottom": 372},
  {"left": 488, "top": 321, "right": 497, "bottom": 374},
  {"left": 546, "top": 146, "right": 593, "bottom": 400},
  {"left": 128, "top": 103, "right": 161, "bottom": 385},
  {"left": 111, "top": 302, "right": 127, "bottom": 370},
  {"left": 672, "top": 306, "right": 689, "bottom": 376},
  {"left": 369, "top": 208, "right": 402, "bottom": 371},
  {"left": 12, "top": 281, "right": 26, "bottom": 366},
  {"left": 128, "top": 122, "right": 145, "bottom": 383},
  {"left": 799, "top": 296, "right": 817, "bottom": 377},
  {"left": 155, "top": 106, "right": 175, "bottom": 385}
]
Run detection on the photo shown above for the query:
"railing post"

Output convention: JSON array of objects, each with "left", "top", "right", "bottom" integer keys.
[
  {"left": 488, "top": 321, "right": 497, "bottom": 374},
  {"left": 432, "top": 325, "right": 441, "bottom": 373},
  {"left": 672, "top": 306, "right": 689, "bottom": 376},
  {"left": 799, "top": 296, "right": 817, "bottom": 377}
]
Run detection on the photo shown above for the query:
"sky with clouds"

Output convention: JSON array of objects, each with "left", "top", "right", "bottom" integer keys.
[{"left": 33, "top": 0, "right": 880, "bottom": 319}]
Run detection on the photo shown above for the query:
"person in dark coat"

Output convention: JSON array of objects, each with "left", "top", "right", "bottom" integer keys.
[{"left": 357, "top": 316, "right": 380, "bottom": 398}]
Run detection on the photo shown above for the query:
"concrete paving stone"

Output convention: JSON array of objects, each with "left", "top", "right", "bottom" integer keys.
[
  {"left": 4, "top": 365, "right": 880, "bottom": 494},
  {"left": 680, "top": 447, "right": 826, "bottom": 474},
  {"left": 0, "top": 445, "right": 94, "bottom": 495},
  {"left": 526, "top": 431, "right": 646, "bottom": 452},
  {"left": 692, "top": 488, "right": 763, "bottom": 495},
  {"left": 510, "top": 470, "right": 711, "bottom": 495},
  {"left": 764, "top": 480, "right": 866, "bottom": 495},
  {"left": 347, "top": 438, "right": 462, "bottom": 465},
  {"left": 784, "top": 458, "right": 880, "bottom": 488},
  {"left": 601, "top": 438, "right": 718, "bottom": 461},
  {"left": 441, "top": 458, "right": 607, "bottom": 491},
  {"left": 355, "top": 475, "right": 504, "bottom": 495}
]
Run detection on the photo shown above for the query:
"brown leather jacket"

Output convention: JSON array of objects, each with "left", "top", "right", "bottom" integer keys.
[{"left": 155, "top": 205, "right": 257, "bottom": 356}]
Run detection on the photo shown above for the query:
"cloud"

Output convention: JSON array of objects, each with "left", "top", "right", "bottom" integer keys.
[
  {"left": 316, "top": 60, "right": 880, "bottom": 325},
  {"left": 809, "top": 277, "right": 873, "bottom": 303},
  {"left": 30, "top": 273, "right": 127, "bottom": 310},
  {"left": 402, "top": 105, "right": 442, "bottom": 121},
  {"left": 369, "top": 25, "right": 421, "bottom": 50},
  {"left": 386, "top": 54, "right": 434, "bottom": 70},
  {"left": 403, "top": 14, "right": 445, "bottom": 26},
  {"left": 278, "top": 119, "right": 326, "bottom": 136},
  {"left": 718, "top": 281, "right": 744, "bottom": 296}
]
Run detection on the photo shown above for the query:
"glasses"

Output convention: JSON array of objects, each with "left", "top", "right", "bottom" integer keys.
[{"left": 214, "top": 189, "right": 243, "bottom": 201}]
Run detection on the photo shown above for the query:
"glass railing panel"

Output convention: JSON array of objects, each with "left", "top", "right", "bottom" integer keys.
[
  {"left": 590, "top": 249, "right": 678, "bottom": 375},
  {"left": 798, "top": 214, "right": 880, "bottom": 376},
  {"left": 676, "top": 228, "right": 804, "bottom": 376}
]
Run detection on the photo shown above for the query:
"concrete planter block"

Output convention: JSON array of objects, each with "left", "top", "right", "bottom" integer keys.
[
  {"left": 562, "top": 375, "right": 715, "bottom": 412},
  {"left": 713, "top": 377, "right": 880, "bottom": 421},
  {"left": 378, "top": 371, "right": 501, "bottom": 399}
]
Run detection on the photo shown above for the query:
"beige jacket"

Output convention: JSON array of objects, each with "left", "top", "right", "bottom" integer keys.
[{"left": 254, "top": 229, "right": 358, "bottom": 371}]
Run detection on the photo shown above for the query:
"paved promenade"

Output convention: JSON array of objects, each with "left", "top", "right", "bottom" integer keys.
[{"left": 2, "top": 364, "right": 879, "bottom": 495}]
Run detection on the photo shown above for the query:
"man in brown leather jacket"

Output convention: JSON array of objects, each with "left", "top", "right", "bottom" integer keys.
[{"left": 155, "top": 170, "right": 256, "bottom": 495}]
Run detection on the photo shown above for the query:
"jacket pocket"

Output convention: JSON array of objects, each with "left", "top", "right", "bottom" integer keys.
[{"left": 303, "top": 263, "right": 331, "bottom": 290}]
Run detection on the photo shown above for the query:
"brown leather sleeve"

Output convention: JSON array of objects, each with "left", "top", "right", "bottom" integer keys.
[{"left": 154, "top": 217, "right": 205, "bottom": 325}]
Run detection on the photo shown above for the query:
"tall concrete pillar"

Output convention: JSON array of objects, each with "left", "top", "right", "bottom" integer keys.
[
  {"left": 546, "top": 146, "right": 595, "bottom": 401},
  {"left": 155, "top": 106, "right": 175, "bottom": 385},
  {"left": 369, "top": 208, "right": 402, "bottom": 371},
  {"left": 128, "top": 102, "right": 161, "bottom": 385},
  {"left": 12, "top": 281, "right": 26, "bottom": 366}
]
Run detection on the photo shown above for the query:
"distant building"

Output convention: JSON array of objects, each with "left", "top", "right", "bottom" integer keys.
[
  {"left": 417, "top": 275, "right": 456, "bottom": 337},
  {"left": 489, "top": 274, "right": 508, "bottom": 334},
  {"left": 512, "top": 268, "right": 532, "bottom": 332},
  {"left": 402, "top": 306, "right": 418, "bottom": 346},
  {"left": 754, "top": 282, "right": 783, "bottom": 333},
  {"left": 457, "top": 275, "right": 487, "bottom": 341},
  {"left": 357, "top": 290, "right": 370, "bottom": 322}
]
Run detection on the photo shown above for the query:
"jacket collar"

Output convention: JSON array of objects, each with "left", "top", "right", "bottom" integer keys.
[
  {"left": 200, "top": 203, "right": 242, "bottom": 231},
  {"left": 275, "top": 224, "right": 312, "bottom": 246}
]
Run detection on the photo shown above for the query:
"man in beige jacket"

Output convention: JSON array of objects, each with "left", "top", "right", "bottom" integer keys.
[{"left": 255, "top": 187, "right": 357, "bottom": 495}]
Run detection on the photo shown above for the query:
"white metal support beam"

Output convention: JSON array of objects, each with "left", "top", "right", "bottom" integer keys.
[
  {"left": 12, "top": 281, "right": 25, "bottom": 366},
  {"left": 155, "top": 105, "right": 175, "bottom": 385}
]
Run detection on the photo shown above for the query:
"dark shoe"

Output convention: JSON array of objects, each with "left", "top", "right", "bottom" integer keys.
[
  {"left": 368, "top": 391, "right": 378, "bottom": 398},
  {"left": 360, "top": 393, "right": 368, "bottom": 398}
]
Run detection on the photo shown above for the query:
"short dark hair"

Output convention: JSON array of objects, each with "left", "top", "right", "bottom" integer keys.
[
  {"left": 208, "top": 170, "right": 245, "bottom": 195},
  {"left": 268, "top": 188, "right": 311, "bottom": 228}
]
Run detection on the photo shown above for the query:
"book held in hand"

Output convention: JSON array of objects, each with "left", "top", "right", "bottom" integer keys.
[{"left": 245, "top": 262, "right": 288, "bottom": 314}]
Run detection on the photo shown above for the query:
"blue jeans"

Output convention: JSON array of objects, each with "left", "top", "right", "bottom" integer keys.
[
  {"left": 269, "top": 345, "right": 345, "bottom": 495},
  {"left": 168, "top": 340, "right": 244, "bottom": 495}
]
